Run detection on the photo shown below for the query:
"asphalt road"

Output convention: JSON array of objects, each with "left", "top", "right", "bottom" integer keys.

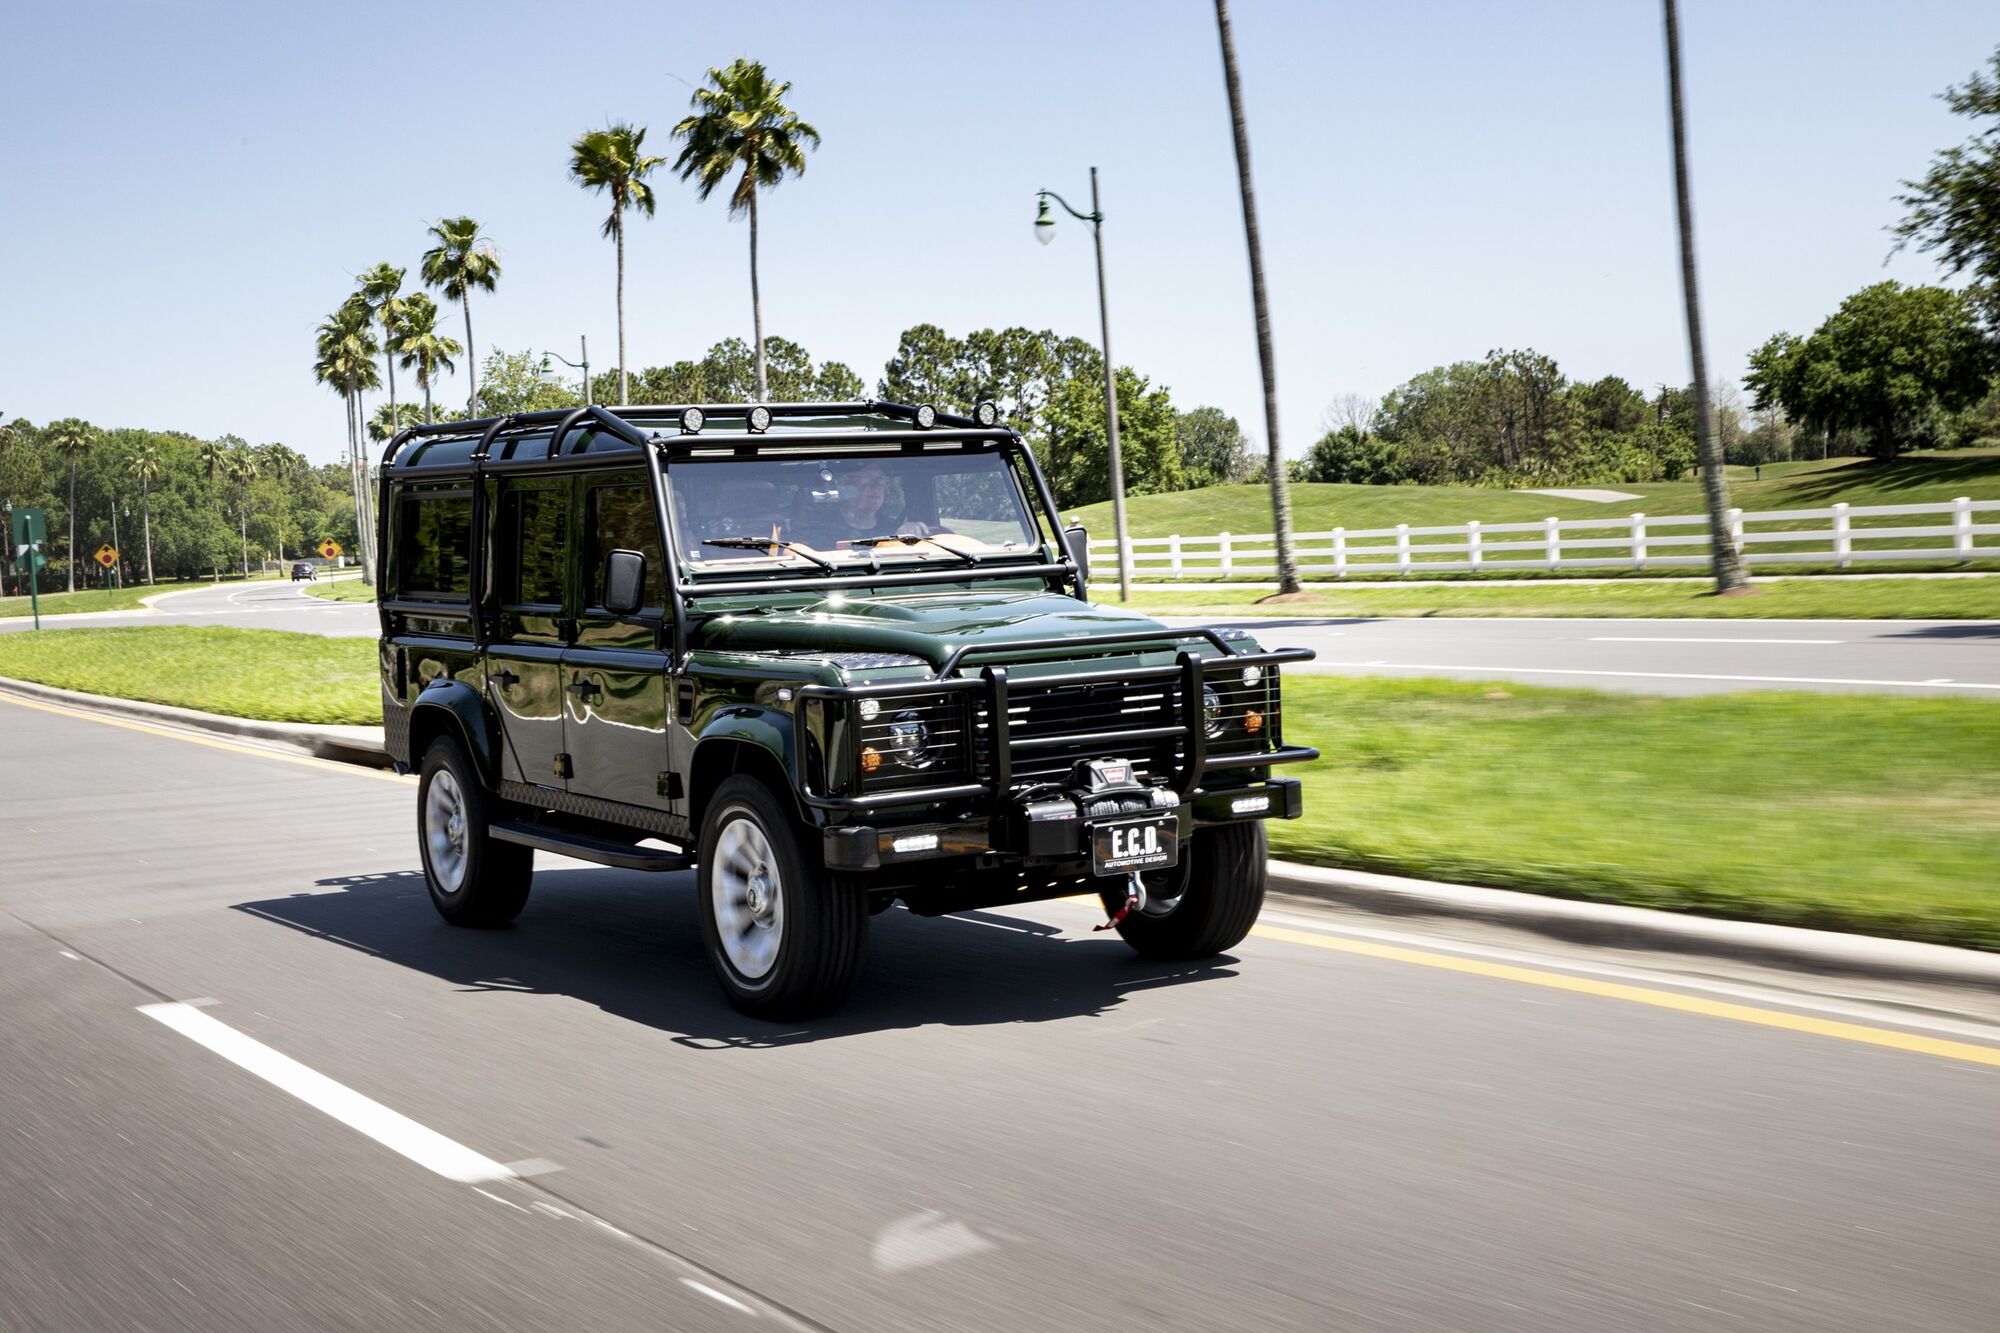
[
  {"left": 7, "top": 581, "right": 2000, "bottom": 695},
  {"left": 4, "top": 693, "right": 1998, "bottom": 1332}
]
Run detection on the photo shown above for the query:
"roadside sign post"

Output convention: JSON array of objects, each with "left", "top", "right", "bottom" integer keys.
[
  {"left": 9, "top": 507, "right": 46, "bottom": 630},
  {"left": 95, "top": 545, "right": 119, "bottom": 604},
  {"left": 317, "top": 539, "right": 342, "bottom": 561}
]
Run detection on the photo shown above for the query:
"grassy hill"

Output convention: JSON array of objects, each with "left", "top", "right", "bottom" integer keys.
[{"left": 1067, "top": 449, "right": 2000, "bottom": 539}]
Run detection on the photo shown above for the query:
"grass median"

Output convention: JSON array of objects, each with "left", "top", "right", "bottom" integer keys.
[
  {"left": 304, "top": 578, "right": 378, "bottom": 603},
  {"left": 0, "top": 577, "right": 220, "bottom": 619},
  {"left": 1270, "top": 676, "right": 2000, "bottom": 950},
  {"left": 0, "top": 627, "right": 379, "bottom": 725},
  {"left": 1122, "top": 576, "right": 2000, "bottom": 620}
]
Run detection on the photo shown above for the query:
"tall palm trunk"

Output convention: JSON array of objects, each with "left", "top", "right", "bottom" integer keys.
[
  {"left": 615, "top": 204, "right": 630, "bottom": 406},
  {"left": 1213, "top": 0, "right": 1299, "bottom": 593},
  {"left": 462, "top": 295, "right": 478, "bottom": 417},
  {"left": 239, "top": 503, "right": 249, "bottom": 577},
  {"left": 141, "top": 478, "right": 154, "bottom": 585},
  {"left": 423, "top": 379, "right": 434, "bottom": 426},
  {"left": 1663, "top": 0, "right": 1749, "bottom": 594},
  {"left": 383, "top": 318, "right": 398, "bottom": 427},
  {"left": 66, "top": 462, "right": 77, "bottom": 592},
  {"left": 748, "top": 183, "right": 767, "bottom": 402},
  {"left": 345, "top": 381, "right": 373, "bottom": 588}
]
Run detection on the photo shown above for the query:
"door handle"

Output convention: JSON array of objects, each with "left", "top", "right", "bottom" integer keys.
[
  {"left": 567, "top": 678, "right": 602, "bottom": 698},
  {"left": 490, "top": 668, "right": 520, "bottom": 689}
]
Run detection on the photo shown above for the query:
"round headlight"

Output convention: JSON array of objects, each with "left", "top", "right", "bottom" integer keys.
[
  {"left": 914, "top": 404, "right": 937, "bottom": 430},
  {"left": 1202, "top": 685, "right": 1225, "bottom": 738},
  {"left": 973, "top": 400, "right": 1000, "bottom": 427},
  {"left": 747, "top": 405, "right": 773, "bottom": 433},
  {"left": 678, "top": 407, "right": 705, "bottom": 434},
  {"left": 1241, "top": 664, "right": 1263, "bottom": 687},
  {"left": 857, "top": 698, "right": 882, "bottom": 721},
  {"left": 887, "top": 711, "right": 932, "bottom": 767}
]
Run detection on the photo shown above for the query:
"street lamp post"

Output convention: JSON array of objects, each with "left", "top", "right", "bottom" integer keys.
[
  {"left": 544, "top": 336, "right": 592, "bottom": 408},
  {"left": 1035, "top": 167, "right": 1130, "bottom": 602}
]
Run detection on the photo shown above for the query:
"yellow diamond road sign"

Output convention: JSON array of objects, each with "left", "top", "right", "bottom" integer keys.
[
  {"left": 317, "top": 539, "right": 342, "bottom": 559},
  {"left": 95, "top": 544, "right": 119, "bottom": 569}
]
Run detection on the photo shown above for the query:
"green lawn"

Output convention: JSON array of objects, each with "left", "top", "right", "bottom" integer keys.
[
  {"left": 0, "top": 627, "right": 380, "bottom": 725},
  {"left": 1120, "top": 576, "right": 2000, "bottom": 619},
  {"left": 0, "top": 577, "right": 218, "bottom": 619},
  {"left": 305, "top": 577, "right": 378, "bottom": 603},
  {"left": 1271, "top": 676, "right": 2000, "bottom": 950},
  {"left": 1071, "top": 449, "right": 2000, "bottom": 540}
]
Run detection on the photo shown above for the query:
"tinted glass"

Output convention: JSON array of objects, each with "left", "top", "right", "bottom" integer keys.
[
  {"left": 397, "top": 494, "right": 472, "bottom": 597},
  {"left": 587, "top": 484, "right": 665, "bottom": 608},
  {"left": 502, "top": 488, "right": 568, "bottom": 605}
]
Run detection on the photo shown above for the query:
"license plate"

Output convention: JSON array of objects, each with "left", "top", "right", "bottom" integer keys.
[{"left": 1091, "top": 813, "right": 1179, "bottom": 876}]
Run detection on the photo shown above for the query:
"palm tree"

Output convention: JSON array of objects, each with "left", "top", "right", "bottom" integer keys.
[
  {"left": 391, "top": 293, "right": 460, "bottom": 425},
  {"left": 1662, "top": 0, "right": 1750, "bottom": 595},
  {"left": 420, "top": 217, "right": 500, "bottom": 417},
  {"left": 1212, "top": 0, "right": 1300, "bottom": 594},
  {"left": 257, "top": 443, "right": 306, "bottom": 559},
  {"left": 46, "top": 418, "right": 94, "bottom": 592},
  {"left": 360, "top": 263, "right": 407, "bottom": 430},
  {"left": 129, "top": 444, "right": 163, "bottom": 584},
  {"left": 570, "top": 123, "right": 666, "bottom": 406},
  {"left": 314, "top": 298, "right": 383, "bottom": 583},
  {"left": 673, "top": 60, "right": 820, "bottom": 402},
  {"left": 367, "top": 401, "right": 424, "bottom": 442},
  {"left": 223, "top": 447, "right": 259, "bottom": 576}
]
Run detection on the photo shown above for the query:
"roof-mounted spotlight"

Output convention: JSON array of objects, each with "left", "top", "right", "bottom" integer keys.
[
  {"left": 678, "top": 407, "right": 705, "bottom": 435},
  {"left": 914, "top": 403, "right": 938, "bottom": 430},
  {"left": 973, "top": 400, "right": 1000, "bottom": 428},
  {"left": 747, "top": 405, "right": 773, "bottom": 433}
]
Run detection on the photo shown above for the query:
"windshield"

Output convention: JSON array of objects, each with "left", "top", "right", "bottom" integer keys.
[{"left": 668, "top": 449, "right": 1047, "bottom": 573}]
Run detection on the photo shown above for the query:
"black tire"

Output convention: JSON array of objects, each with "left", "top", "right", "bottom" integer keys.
[
  {"left": 417, "top": 734, "right": 532, "bottom": 927},
  {"left": 1108, "top": 820, "right": 1266, "bottom": 960},
  {"left": 698, "top": 775, "right": 866, "bottom": 1021}
]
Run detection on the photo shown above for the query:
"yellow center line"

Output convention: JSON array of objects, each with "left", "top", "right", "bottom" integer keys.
[
  {"left": 0, "top": 691, "right": 413, "bottom": 785},
  {"left": 1252, "top": 924, "right": 2000, "bottom": 1069}
]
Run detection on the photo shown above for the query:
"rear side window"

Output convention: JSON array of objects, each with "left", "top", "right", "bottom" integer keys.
[
  {"left": 501, "top": 488, "right": 569, "bottom": 606},
  {"left": 397, "top": 493, "right": 473, "bottom": 598},
  {"left": 586, "top": 484, "right": 665, "bottom": 609}
]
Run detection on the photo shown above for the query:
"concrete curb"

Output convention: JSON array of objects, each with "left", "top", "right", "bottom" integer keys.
[
  {"left": 1268, "top": 861, "right": 2000, "bottom": 992},
  {"left": 0, "top": 676, "right": 392, "bottom": 770}
]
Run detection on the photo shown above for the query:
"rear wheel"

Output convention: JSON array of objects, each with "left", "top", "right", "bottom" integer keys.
[
  {"left": 1107, "top": 820, "right": 1266, "bottom": 959},
  {"left": 698, "top": 776, "right": 866, "bottom": 1021},
  {"left": 417, "top": 735, "right": 532, "bottom": 927}
]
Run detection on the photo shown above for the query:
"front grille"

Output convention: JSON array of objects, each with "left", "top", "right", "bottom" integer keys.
[{"left": 974, "top": 676, "right": 1186, "bottom": 786}]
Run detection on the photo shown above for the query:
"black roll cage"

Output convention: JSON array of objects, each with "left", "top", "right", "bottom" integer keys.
[{"left": 375, "top": 401, "right": 1086, "bottom": 662}]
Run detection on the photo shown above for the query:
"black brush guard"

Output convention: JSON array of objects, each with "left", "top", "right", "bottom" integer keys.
[{"left": 791, "top": 629, "right": 1318, "bottom": 815}]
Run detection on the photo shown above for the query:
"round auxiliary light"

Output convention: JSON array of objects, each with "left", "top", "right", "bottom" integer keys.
[
  {"left": 678, "top": 407, "right": 705, "bottom": 434},
  {"left": 1241, "top": 664, "right": 1263, "bottom": 687},
  {"left": 857, "top": 698, "right": 882, "bottom": 721},
  {"left": 747, "top": 405, "right": 773, "bottom": 433},
  {"left": 914, "top": 403, "right": 937, "bottom": 430},
  {"left": 1202, "top": 685, "right": 1225, "bottom": 738},
  {"left": 973, "top": 400, "right": 1000, "bottom": 427}
]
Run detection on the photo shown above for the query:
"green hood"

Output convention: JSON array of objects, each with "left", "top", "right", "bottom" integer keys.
[{"left": 691, "top": 588, "right": 1178, "bottom": 669}]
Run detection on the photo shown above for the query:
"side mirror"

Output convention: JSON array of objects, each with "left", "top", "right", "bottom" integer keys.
[
  {"left": 1062, "top": 524, "right": 1090, "bottom": 587},
  {"left": 603, "top": 549, "right": 646, "bottom": 616}
]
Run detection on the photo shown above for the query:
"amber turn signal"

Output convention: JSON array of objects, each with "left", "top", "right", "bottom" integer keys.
[
  {"left": 1243, "top": 710, "right": 1264, "bottom": 734},
  {"left": 860, "top": 746, "right": 882, "bottom": 773}
]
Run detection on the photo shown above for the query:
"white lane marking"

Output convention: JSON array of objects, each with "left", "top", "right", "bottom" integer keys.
[
  {"left": 1925, "top": 678, "right": 1955, "bottom": 684},
  {"left": 139, "top": 1002, "right": 514, "bottom": 1183},
  {"left": 681, "top": 1280, "right": 758, "bottom": 1315},
  {"left": 57, "top": 950, "right": 80, "bottom": 960},
  {"left": 474, "top": 1187, "right": 530, "bottom": 1212},
  {"left": 1587, "top": 636, "right": 1843, "bottom": 645},
  {"left": 1305, "top": 659, "right": 2000, "bottom": 690}
]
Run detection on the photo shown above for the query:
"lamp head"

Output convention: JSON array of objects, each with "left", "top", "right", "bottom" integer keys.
[{"left": 1033, "top": 196, "right": 1056, "bottom": 246}]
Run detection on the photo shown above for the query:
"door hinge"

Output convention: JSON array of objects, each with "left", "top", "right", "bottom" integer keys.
[
  {"left": 674, "top": 677, "right": 696, "bottom": 723},
  {"left": 553, "top": 753, "right": 573, "bottom": 779},
  {"left": 657, "top": 771, "right": 683, "bottom": 801}
]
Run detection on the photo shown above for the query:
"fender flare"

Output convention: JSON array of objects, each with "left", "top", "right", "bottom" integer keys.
[
  {"left": 407, "top": 678, "right": 502, "bottom": 789},
  {"left": 689, "top": 706, "right": 807, "bottom": 826}
]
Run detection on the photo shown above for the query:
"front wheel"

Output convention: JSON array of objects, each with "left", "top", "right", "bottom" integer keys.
[
  {"left": 1107, "top": 820, "right": 1266, "bottom": 959},
  {"left": 698, "top": 776, "right": 867, "bottom": 1021}
]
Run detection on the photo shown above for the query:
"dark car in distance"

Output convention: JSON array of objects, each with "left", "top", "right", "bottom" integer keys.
[
  {"left": 290, "top": 561, "right": 317, "bottom": 581},
  {"left": 374, "top": 401, "right": 1315, "bottom": 1019}
]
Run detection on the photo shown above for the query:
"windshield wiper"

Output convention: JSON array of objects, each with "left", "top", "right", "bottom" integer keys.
[
  {"left": 848, "top": 533, "right": 979, "bottom": 566},
  {"left": 701, "top": 536, "right": 838, "bottom": 571}
]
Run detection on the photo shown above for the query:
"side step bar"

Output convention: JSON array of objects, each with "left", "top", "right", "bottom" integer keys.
[{"left": 490, "top": 821, "right": 696, "bottom": 873}]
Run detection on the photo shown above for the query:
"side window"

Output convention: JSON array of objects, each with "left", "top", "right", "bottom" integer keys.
[
  {"left": 397, "top": 492, "right": 473, "bottom": 599},
  {"left": 501, "top": 487, "right": 568, "bottom": 606},
  {"left": 586, "top": 483, "right": 665, "bottom": 609}
]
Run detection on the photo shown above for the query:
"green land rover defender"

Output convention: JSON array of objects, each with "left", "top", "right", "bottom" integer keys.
[{"left": 376, "top": 401, "right": 1315, "bottom": 1018}]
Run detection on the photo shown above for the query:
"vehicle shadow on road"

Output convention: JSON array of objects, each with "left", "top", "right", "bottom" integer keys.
[
  {"left": 1885, "top": 622, "right": 2000, "bottom": 639},
  {"left": 233, "top": 866, "right": 1240, "bottom": 1047}
]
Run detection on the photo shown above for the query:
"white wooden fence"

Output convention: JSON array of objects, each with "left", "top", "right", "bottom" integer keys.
[{"left": 1087, "top": 496, "right": 2000, "bottom": 581}]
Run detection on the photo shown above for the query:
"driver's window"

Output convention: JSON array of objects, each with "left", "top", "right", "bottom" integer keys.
[{"left": 585, "top": 483, "right": 664, "bottom": 609}]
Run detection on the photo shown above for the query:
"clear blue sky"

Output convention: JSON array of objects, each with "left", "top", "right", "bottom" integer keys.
[{"left": 2, "top": 1, "right": 1992, "bottom": 465}]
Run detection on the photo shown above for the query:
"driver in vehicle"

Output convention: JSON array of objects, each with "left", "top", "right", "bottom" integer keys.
[{"left": 790, "top": 461, "right": 895, "bottom": 549}]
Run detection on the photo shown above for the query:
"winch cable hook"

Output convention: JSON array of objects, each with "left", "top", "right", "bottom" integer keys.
[{"left": 1094, "top": 872, "right": 1149, "bottom": 931}]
